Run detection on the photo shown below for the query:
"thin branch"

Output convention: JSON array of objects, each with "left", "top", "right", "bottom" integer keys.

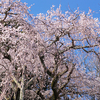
[
  {"left": 60, "top": 44, "right": 99, "bottom": 54},
  {"left": 58, "top": 66, "right": 69, "bottom": 77},
  {"left": 58, "top": 64, "right": 75, "bottom": 93},
  {"left": 11, "top": 75, "right": 21, "bottom": 89},
  {"left": 1, "top": 7, "right": 11, "bottom": 22},
  {"left": 82, "top": 48, "right": 100, "bottom": 61},
  {"left": 25, "top": 77, "right": 34, "bottom": 89}
]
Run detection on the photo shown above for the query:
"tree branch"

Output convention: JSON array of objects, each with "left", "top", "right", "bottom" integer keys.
[
  {"left": 38, "top": 51, "right": 54, "bottom": 77},
  {"left": 36, "top": 89, "right": 45, "bottom": 100},
  {"left": 11, "top": 75, "right": 21, "bottom": 89},
  {"left": 51, "top": 74, "right": 59, "bottom": 100},
  {"left": 60, "top": 44, "right": 99, "bottom": 54},
  {"left": 58, "top": 64, "right": 75, "bottom": 93}
]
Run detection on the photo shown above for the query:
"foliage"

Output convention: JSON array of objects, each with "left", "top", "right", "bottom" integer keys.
[{"left": 0, "top": 0, "right": 100, "bottom": 100}]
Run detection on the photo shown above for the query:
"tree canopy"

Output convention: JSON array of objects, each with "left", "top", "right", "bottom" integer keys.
[{"left": 0, "top": 0, "right": 100, "bottom": 100}]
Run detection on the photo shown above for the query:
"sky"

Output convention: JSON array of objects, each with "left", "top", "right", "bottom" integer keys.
[{"left": 20, "top": 0, "right": 100, "bottom": 18}]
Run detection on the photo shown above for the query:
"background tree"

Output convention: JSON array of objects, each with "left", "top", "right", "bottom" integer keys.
[{"left": 0, "top": 0, "right": 100, "bottom": 100}]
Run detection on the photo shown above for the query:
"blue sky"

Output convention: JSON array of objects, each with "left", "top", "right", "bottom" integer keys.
[{"left": 21, "top": 0, "right": 100, "bottom": 18}]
